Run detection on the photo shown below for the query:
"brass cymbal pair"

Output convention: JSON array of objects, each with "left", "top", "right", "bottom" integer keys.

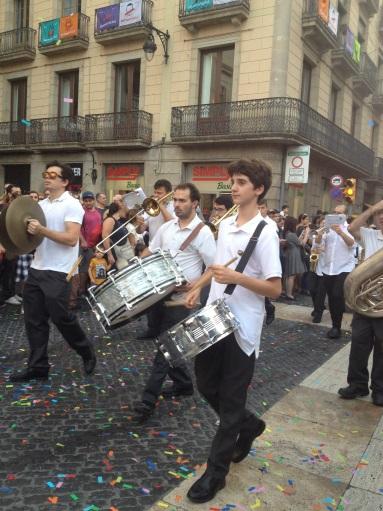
[{"left": 0, "top": 196, "right": 46, "bottom": 256}]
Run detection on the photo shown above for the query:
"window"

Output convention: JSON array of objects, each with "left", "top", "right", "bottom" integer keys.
[
  {"left": 350, "top": 102, "right": 360, "bottom": 137},
  {"left": 14, "top": 0, "right": 29, "bottom": 29},
  {"left": 329, "top": 84, "right": 339, "bottom": 123},
  {"left": 114, "top": 61, "right": 141, "bottom": 112},
  {"left": 58, "top": 70, "right": 79, "bottom": 117},
  {"left": 10, "top": 78, "right": 27, "bottom": 122},
  {"left": 301, "top": 60, "right": 312, "bottom": 105},
  {"left": 199, "top": 46, "right": 234, "bottom": 105},
  {"left": 62, "top": 0, "right": 81, "bottom": 16}
]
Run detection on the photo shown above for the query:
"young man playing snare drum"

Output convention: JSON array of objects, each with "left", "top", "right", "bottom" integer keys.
[{"left": 185, "top": 159, "right": 282, "bottom": 504}]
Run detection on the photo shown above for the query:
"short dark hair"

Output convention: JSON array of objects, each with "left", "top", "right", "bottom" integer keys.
[
  {"left": 154, "top": 179, "right": 172, "bottom": 193},
  {"left": 96, "top": 192, "right": 105, "bottom": 200},
  {"left": 46, "top": 160, "right": 73, "bottom": 188},
  {"left": 258, "top": 199, "right": 268, "bottom": 207},
  {"left": 107, "top": 202, "right": 120, "bottom": 217},
  {"left": 214, "top": 194, "right": 233, "bottom": 210},
  {"left": 227, "top": 159, "right": 272, "bottom": 201},
  {"left": 29, "top": 190, "right": 39, "bottom": 195},
  {"left": 283, "top": 216, "right": 298, "bottom": 236},
  {"left": 174, "top": 183, "right": 200, "bottom": 203},
  {"left": 282, "top": 204, "right": 289, "bottom": 210}
]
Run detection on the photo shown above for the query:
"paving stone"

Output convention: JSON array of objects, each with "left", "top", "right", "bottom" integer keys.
[
  {"left": 350, "top": 439, "right": 383, "bottom": 495},
  {"left": 338, "top": 487, "right": 383, "bottom": 511}
]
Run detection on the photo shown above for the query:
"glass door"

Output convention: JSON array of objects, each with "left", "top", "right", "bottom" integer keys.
[{"left": 10, "top": 78, "right": 27, "bottom": 144}]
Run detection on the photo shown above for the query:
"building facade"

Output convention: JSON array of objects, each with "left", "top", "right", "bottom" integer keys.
[{"left": 1, "top": 0, "right": 383, "bottom": 216}]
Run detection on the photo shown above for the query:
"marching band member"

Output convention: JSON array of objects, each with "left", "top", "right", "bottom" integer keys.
[
  {"left": 338, "top": 200, "right": 383, "bottom": 406},
  {"left": 133, "top": 183, "right": 216, "bottom": 422},
  {"left": 10, "top": 161, "right": 97, "bottom": 382},
  {"left": 185, "top": 159, "right": 282, "bottom": 504}
]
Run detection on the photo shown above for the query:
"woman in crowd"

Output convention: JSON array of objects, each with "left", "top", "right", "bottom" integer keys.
[
  {"left": 101, "top": 202, "right": 136, "bottom": 270},
  {"left": 283, "top": 216, "right": 309, "bottom": 300}
]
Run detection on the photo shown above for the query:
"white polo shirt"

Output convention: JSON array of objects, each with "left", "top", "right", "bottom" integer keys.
[
  {"left": 149, "top": 214, "right": 216, "bottom": 286},
  {"left": 207, "top": 212, "right": 282, "bottom": 357},
  {"left": 147, "top": 201, "right": 175, "bottom": 241},
  {"left": 319, "top": 224, "right": 355, "bottom": 275},
  {"left": 359, "top": 227, "right": 383, "bottom": 259},
  {"left": 31, "top": 191, "right": 84, "bottom": 273}
]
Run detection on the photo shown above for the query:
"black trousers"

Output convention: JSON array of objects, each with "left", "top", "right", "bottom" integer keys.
[
  {"left": 0, "top": 257, "right": 17, "bottom": 301},
  {"left": 264, "top": 297, "right": 274, "bottom": 315},
  {"left": 307, "top": 272, "right": 326, "bottom": 313},
  {"left": 194, "top": 333, "right": 258, "bottom": 478},
  {"left": 141, "top": 301, "right": 193, "bottom": 406},
  {"left": 347, "top": 313, "right": 383, "bottom": 395},
  {"left": 24, "top": 268, "right": 93, "bottom": 371},
  {"left": 322, "top": 272, "right": 349, "bottom": 329}
]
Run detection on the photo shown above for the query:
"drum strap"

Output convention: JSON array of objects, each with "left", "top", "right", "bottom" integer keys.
[
  {"left": 224, "top": 220, "right": 267, "bottom": 296},
  {"left": 179, "top": 222, "right": 205, "bottom": 252}
]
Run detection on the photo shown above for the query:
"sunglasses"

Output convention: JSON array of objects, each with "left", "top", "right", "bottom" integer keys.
[{"left": 42, "top": 170, "right": 65, "bottom": 180}]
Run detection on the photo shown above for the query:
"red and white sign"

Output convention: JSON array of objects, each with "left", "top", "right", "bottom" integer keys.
[
  {"left": 191, "top": 164, "right": 231, "bottom": 192},
  {"left": 106, "top": 165, "right": 142, "bottom": 181},
  {"left": 330, "top": 174, "right": 343, "bottom": 187}
]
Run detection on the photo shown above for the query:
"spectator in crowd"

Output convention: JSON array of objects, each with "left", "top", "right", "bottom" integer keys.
[
  {"left": 101, "top": 202, "right": 136, "bottom": 270},
  {"left": 280, "top": 204, "right": 289, "bottom": 217},
  {"left": 95, "top": 192, "right": 108, "bottom": 218},
  {"left": 283, "top": 216, "right": 309, "bottom": 300},
  {"left": 88, "top": 250, "right": 111, "bottom": 286}
]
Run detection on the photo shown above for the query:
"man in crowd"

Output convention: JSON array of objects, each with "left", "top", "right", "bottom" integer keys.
[
  {"left": 10, "top": 161, "right": 96, "bottom": 382},
  {"left": 338, "top": 200, "right": 383, "bottom": 406},
  {"left": 209, "top": 195, "right": 234, "bottom": 223},
  {"left": 95, "top": 192, "right": 108, "bottom": 218}
]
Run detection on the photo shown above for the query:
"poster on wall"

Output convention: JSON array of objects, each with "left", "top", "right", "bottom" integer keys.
[
  {"left": 59, "top": 13, "right": 79, "bottom": 40},
  {"left": 285, "top": 146, "right": 310, "bottom": 184},
  {"left": 185, "top": 0, "right": 213, "bottom": 13},
  {"left": 96, "top": 4, "right": 120, "bottom": 32},
  {"left": 39, "top": 19, "right": 60, "bottom": 45},
  {"left": 328, "top": 3, "right": 338, "bottom": 37},
  {"left": 119, "top": 0, "right": 142, "bottom": 26}
]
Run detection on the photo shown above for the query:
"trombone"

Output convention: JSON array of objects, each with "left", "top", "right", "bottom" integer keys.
[
  {"left": 208, "top": 205, "right": 238, "bottom": 238},
  {"left": 96, "top": 191, "right": 173, "bottom": 254}
]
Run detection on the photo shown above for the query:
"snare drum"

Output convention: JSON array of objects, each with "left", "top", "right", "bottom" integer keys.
[
  {"left": 158, "top": 299, "right": 239, "bottom": 366},
  {"left": 87, "top": 249, "right": 185, "bottom": 330}
]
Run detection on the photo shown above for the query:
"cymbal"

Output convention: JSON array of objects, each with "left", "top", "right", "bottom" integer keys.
[
  {"left": 0, "top": 207, "right": 19, "bottom": 257},
  {"left": 5, "top": 196, "right": 46, "bottom": 254}
]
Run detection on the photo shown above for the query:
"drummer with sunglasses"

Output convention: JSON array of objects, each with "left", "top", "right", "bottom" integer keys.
[
  {"left": 185, "top": 159, "right": 282, "bottom": 504},
  {"left": 10, "top": 161, "right": 97, "bottom": 383},
  {"left": 133, "top": 183, "right": 216, "bottom": 422}
]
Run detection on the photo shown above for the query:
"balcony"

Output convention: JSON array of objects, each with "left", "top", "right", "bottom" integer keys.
[
  {"left": 38, "top": 13, "right": 89, "bottom": 55},
  {"left": 302, "top": 0, "right": 338, "bottom": 54},
  {"left": 171, "top": 97, "right": 374, "bottom": 176},
  {"left": 352, "top": 52, "right": 377, "bottom": 97},
  {"left": 85, "top": 111, "right": 152, "bottom": 148},
  {"left": 0, "top": 28, "right": 36, "bottom": 64},
  {"left": 331, "top": 30, "right": 360, "bottom": 78},
  {"left": 94, "top": 0, "right": 152, "bottom": 45},
  {"left": 358, "top": 0, "right": 379, "bottom": 17},
  {"left": 372, "top": 80, "right": 383, "bottom": 113},
  {"left": 0, "top": 122, "right": 32, "bottom": 153},
  {"left": 28, "top": 116, "right": 86, "bottom": 151},
  {"left": 179, "top": 0, "right": 250, "bottom": 33}
]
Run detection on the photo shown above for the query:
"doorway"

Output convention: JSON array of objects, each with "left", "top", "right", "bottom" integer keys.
[{"left": 4, "top": 164, "right": 31, "bottom": 193}]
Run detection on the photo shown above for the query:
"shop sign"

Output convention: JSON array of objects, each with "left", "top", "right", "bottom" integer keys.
[
  {"left": 191, "top": 164, "right": 231, "bottom": 193},
  {"left": 68, "top": 162, "right": 83, "bottom": 191},
  {"left": 285, "top": 146, "right": 310, "bottom": 184},
  {"left": 106, "top": 164, "right": 142, "bottom": 188}
]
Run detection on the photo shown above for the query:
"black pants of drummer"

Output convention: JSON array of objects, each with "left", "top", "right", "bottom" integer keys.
[
  {"left": 195, "top": 333, "right": 258, "bottom": 478},
  {"left": 23, "top": 268, "right": 94, "bottom": 372},
  {"left": 141, "top": 301, "right": 193, "bottom": 406},
  {"left": 322, "top": 272, "right": 349, "bottom": 329},
  {"left": 347, "top": 313, "right": 383, "bottom": 395},
  {"left": 307, "top": 272, "right": 326, "bottom": 313}
]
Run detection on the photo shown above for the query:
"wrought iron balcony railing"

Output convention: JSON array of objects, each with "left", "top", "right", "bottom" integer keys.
[
  {"left": 0, "top": 28, "right": 36, "bottom": 58},
  {"left": 0, "top": 121, "right": 29, "bottom": 147},
  {"left": 85, "top": 111, "right": 152, "bottom": 145},
  {"left": 94, "top": 0, "right": 153, "bottom": 35},
  {"left": 357, "top": 52, "right": 377, "bottom": 91},
  {"left": 302, "top": 0, "right": 338, "bottom": 52},
  {"left": 38, "top": 13, "right": 89, "bottom": 49},
  {"left": 179, "top": 0, "right": 250, "bottom": 17},
  {"left": 28, "top": 116, "right": 86, "bottom": 145},
  {"left": 171, "top": 97, "right": 374, "bottom": 175}
]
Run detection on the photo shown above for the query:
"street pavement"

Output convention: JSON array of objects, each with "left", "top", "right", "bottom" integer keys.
[{"left": 0, "top": 297, "right": 353, "bottom": 510}]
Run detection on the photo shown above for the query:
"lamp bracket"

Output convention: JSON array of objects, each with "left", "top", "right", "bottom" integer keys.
[{"left": 147, "top": 24, "right": 170, "bottom": 63}]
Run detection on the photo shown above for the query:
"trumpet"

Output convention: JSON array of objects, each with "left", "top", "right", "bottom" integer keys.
[
  {"left": 96, "top": 191, "right": 173, "bottom": 254},
  {"left": 208, "top": 205, "right": 239, "bottom": 238}
]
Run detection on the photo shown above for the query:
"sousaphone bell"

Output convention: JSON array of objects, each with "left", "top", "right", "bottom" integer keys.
[{"left": 0, "top": 196, "right": 46, "bottom": 256}]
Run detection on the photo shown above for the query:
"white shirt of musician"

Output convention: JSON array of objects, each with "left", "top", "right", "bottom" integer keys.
[
  {"left": 207, "top": 213, "right": 282, "bottom": 357},
  {"left": 147, "top": 201, "right": 175, "bottom": 241},
  {"left": 31, "top": 191, "right": 84, "bottom": 274},
  {"left": 149, "top": 214, "right": 216, "bottom": 293},
  {"left": 316, "top": 223, "right": 355, "bottom": 275},
  {"left": 359, "top": 227, "right": 383, "bottom": 259}
]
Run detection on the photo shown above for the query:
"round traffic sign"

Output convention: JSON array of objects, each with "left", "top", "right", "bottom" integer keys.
[{"left": 330, "top": 175, "right": 343, "bottom": 187}]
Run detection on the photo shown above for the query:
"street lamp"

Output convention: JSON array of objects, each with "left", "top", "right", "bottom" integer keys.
[{"left": 143, "top": 25, "right": 170, "bottom": 64}]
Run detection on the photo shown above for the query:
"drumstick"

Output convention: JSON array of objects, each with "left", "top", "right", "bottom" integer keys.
[
  {"left": 165, "top": 255, "right": 240, "bottom": 308},
  {"left": 66, "top": 255, "right": 83, "bottom": 282}
]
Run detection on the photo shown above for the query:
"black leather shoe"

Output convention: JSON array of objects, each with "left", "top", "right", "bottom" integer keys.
[
  {"left": 327, "top": 327, "right": 341, "bottom": 339},
  {"left": 161, "top": 386, "right": 194, "bottom": 399},
  {"left": 372, "top": 393, "right": 383, "bottom": 407},
  {"left": 338, "top": 386, "right": 369, "bottom": 399},
  {"left": 312, "top": 312, "right": 323, "bottom": 323},
  {"left": 133, "top": 401, "right": 154, "bottom": 422},
  {"left": 136, "top": 329, "right": 158, "bottom": 340},
  {"left": 187, "top": 470, "right": 225, "bottom": 504},
  {"left": 10, "top": 369, "right": 49, "bottom": 382},
  {"left": 82, "top": 347, "right": 97, "bottom": 375},
  {"left": 265, "top": 305, "right": 275, "bottom": 326},
  {"left": 232, "top": 419, "right": 266, "bottom": 463}
]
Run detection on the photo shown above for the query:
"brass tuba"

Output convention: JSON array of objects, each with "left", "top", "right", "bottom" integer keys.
[{"left": 344, "top": 247, "right": 383, "bottom": 317}]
